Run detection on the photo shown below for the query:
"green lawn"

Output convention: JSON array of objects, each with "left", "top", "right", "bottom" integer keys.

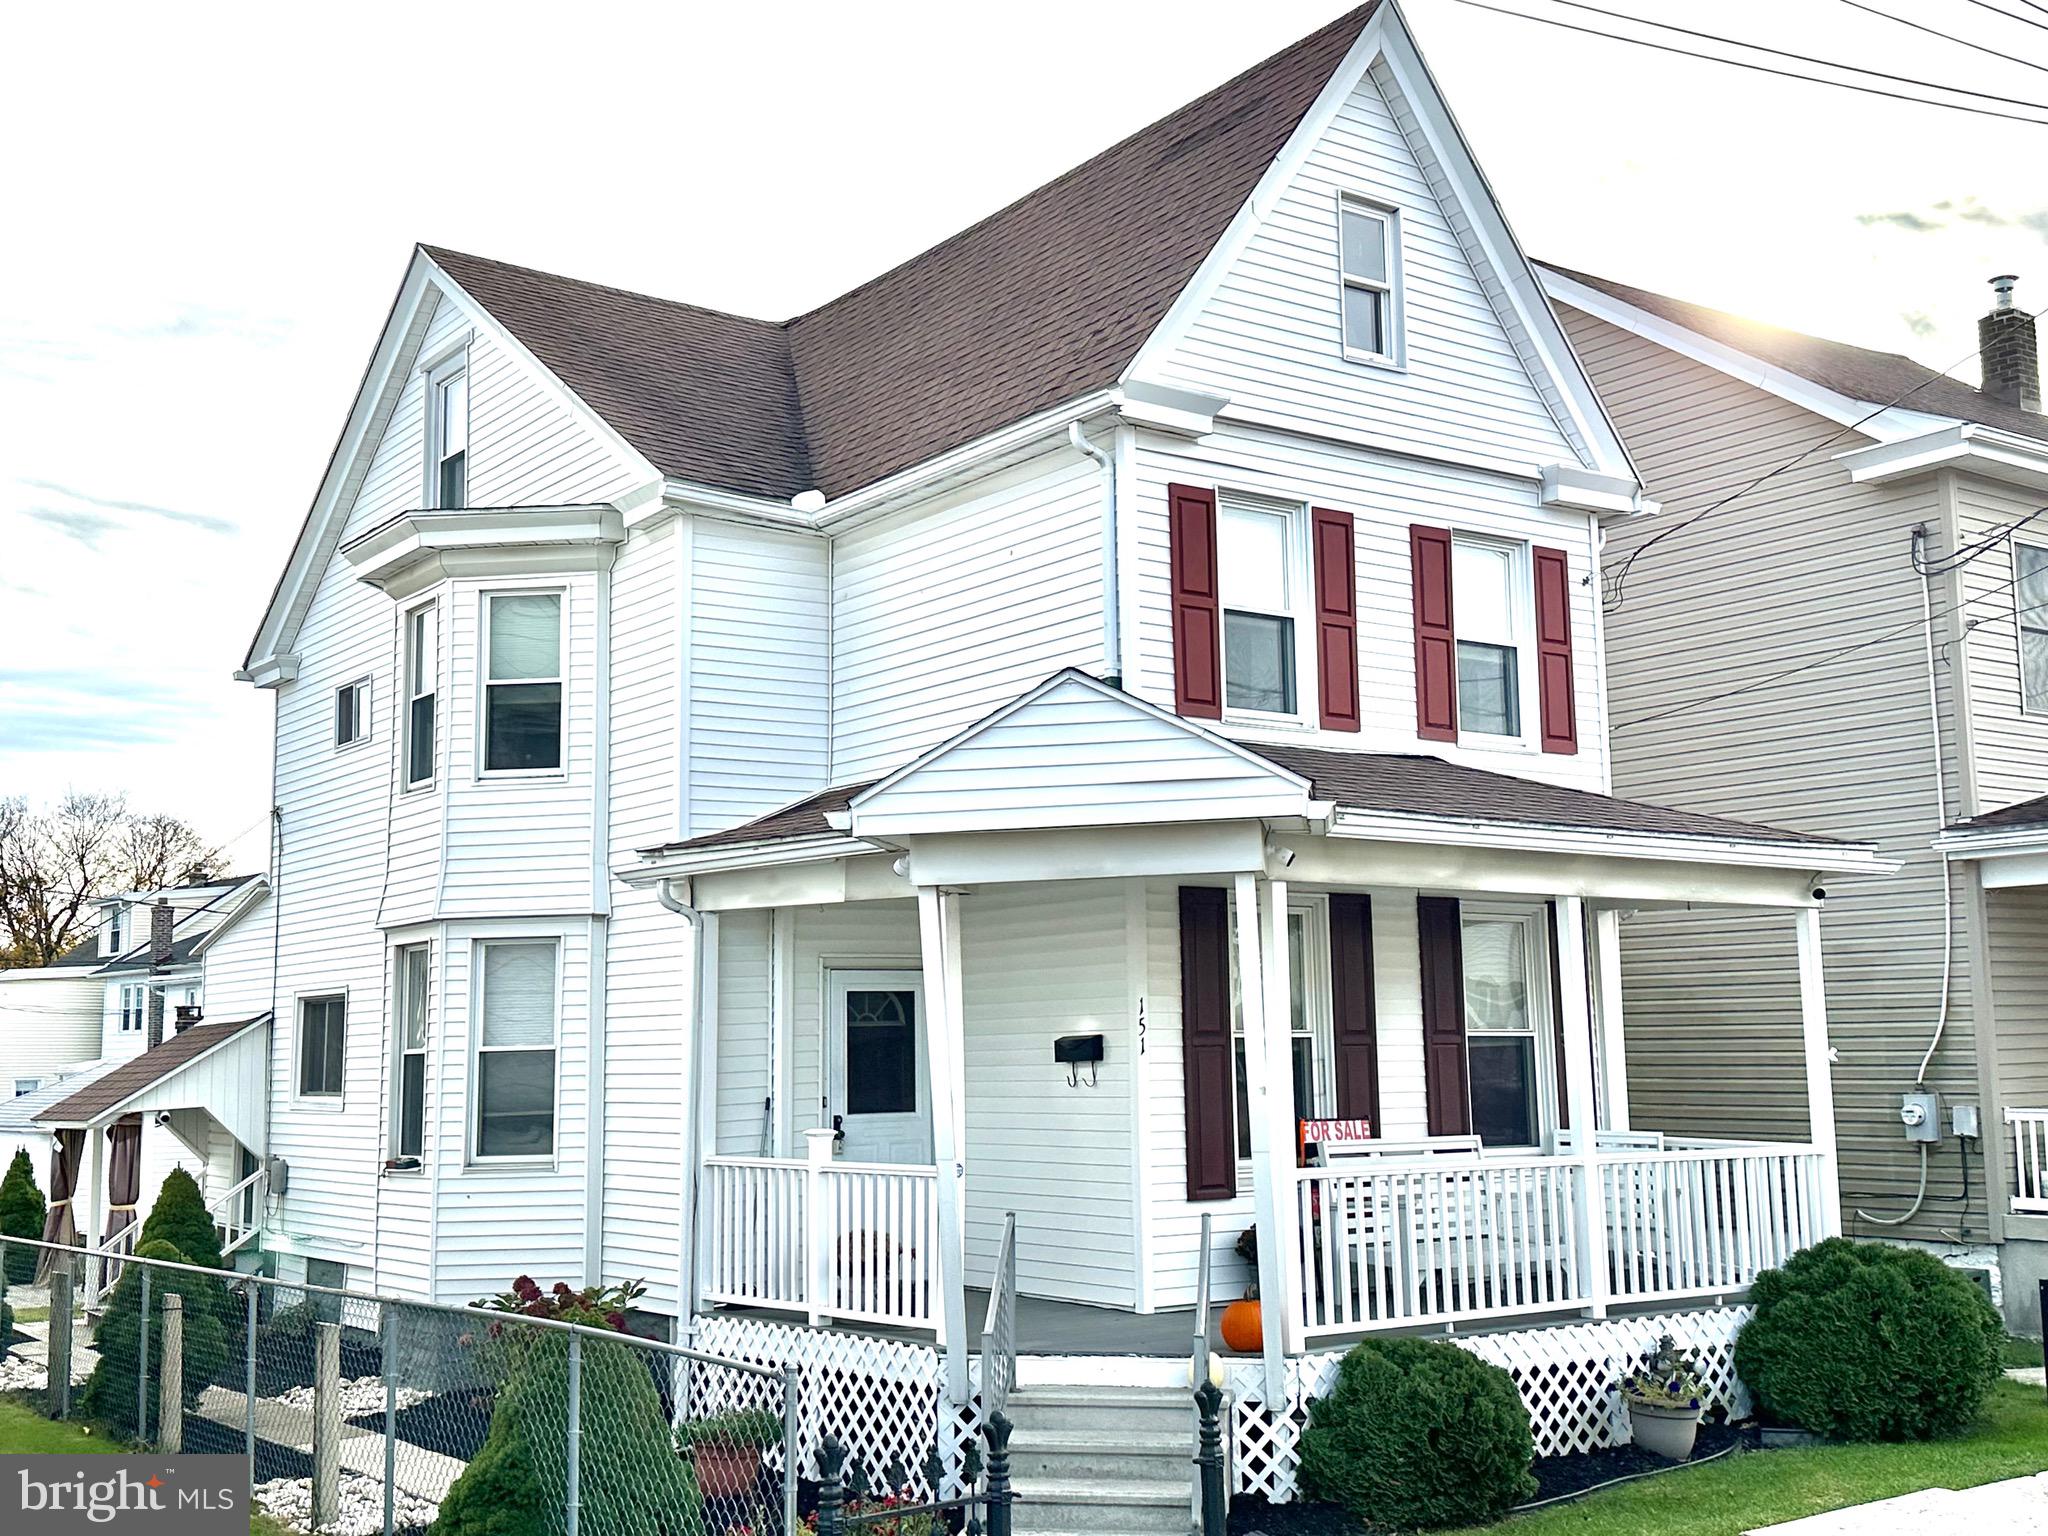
[
  {"left": 2000, "top": 1333, "right": 2043, "bottom": 1370},
  {"left": 1442, "top": 1380, "right": 2048, "bottom": 1536},
  {"left": 0, "top": 1393, "right": 296, "bottom": 1536}
]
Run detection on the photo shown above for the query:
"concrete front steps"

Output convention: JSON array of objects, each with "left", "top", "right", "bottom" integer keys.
[{"left": 1004, "top": 1384, "right": 1194, "bottom": 1535}]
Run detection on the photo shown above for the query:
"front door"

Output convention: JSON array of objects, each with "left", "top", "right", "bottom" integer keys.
[{"left": 826, "top": 970, "right": 931, "bottom": 1163}]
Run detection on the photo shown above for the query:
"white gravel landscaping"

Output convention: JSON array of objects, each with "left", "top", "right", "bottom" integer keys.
[
  {"left": 271, "top": 1374, "right": 433, "bottom": 1417},
  {"left": 253, "top": 1470, "right": 441, "bottom": 1535}
]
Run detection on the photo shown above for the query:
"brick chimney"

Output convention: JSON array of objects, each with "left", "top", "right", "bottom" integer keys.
[
  {"left": 1979, "top": 275, "right": 2040, "bottom": 412},
  {"left": 173, "top": 1004, "right": 203, "bottom": 1034},
  {"left": 146, "top": 898, "right": 174, "bottom": 1048}
]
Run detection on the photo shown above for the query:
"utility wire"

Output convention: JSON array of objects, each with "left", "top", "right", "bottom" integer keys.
[
  {"left": 1450, "top": 0, "right": 2048, "bottom": 123},
  {"left": 1534, "top": 0, "right": 2048, "bottom": 110},
  {"left": 1838, "top": 0, "right": 2048, "bottom": 78},
  {"left": 1959, "top": 0, "right": 2048, "bottom": 36}
]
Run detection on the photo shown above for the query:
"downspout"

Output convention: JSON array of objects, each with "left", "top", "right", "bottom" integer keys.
[
  {"left": 659, "top": 880, "right": 710, "bottom": 1342},
  {"left": 1070, "top": 422, "right": 1120, "bottom": 688}
]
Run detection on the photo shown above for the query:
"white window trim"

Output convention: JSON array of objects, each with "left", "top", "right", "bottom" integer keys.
[
  {"left": 334, "top": 676, "right": 372, "bottom": 751},
  {"left": 293, "top": 990, "right": 349, "bottom": 1109},
  {"left": 1228, "top": 893, "right": 1334, "bottom": 1166},
  {"left": 467, "top": 936, "right": 562, "bottom": 1168},
  {"left": 1451, "top": 533, "right": 1541, "bottom": 754},
  {"left": 2013, "top": 536, "right": 2048, "bottom": 717},
  {"left": 13, "top": 1079, "right": 39, "bottom": 1097},
  {"left": 1218, "top": 492, "right": 1319, "bottom": 731},
  {"left": 105, "top": 909, "right": 126, "bottom": 958},
  {"left": 116, "top": 983, "right": 146, "bottom": 1033},
  {"left": 423, "top": 348, "right": 471, "bottom": 511},
  {"left": 402, "top": 599, "right": 439, "bottom": 792},
  {"left": 1460, "top": 901, "right": 1557, "bottom": 1151},
  {"left": 390, "top": 943, "right": 432, "bottom": 1168},
  {"left": 477, "top": 587, "right": 568, "bottom": 781},
  {"left": 1337, "top": 192, "right": 1404, "bottom": 371}
]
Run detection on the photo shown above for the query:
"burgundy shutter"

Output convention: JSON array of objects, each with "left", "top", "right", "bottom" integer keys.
[
  {"left": 1418, "top": 896, "right": 1471, "bottom": 1135},
  {"left": 1534, "top": 545, "right": 1578, "bottom": 755},
  {"left": 1312, "top": 507, "right": 1361, "bottom": 732},
  {"left": 1169, "top": 485, "right": 1223, "bottom": 720},
  {"left": 1328, "top": 894, "right": 1380, "bottom": 1129},
  {"left": 1411, "top": 525, "right": 1457, "bottom": 742},
  {"left": 1179, "top": 886, "right": 1236, "bottom": 1200},
  {"left": 1546, "top": 901, "right": 1570, "bottom": 1130}
]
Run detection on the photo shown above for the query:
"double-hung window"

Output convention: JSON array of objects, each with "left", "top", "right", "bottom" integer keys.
[
  {"left": 2017, "top": 541, "right": 2048, "bottom": 713},
  {"left": 403, "top": 602, "right": 438, "bottom": 788},
  {"left": 1220, "top": 496, "right": 1303, "bottom": 717},
  {"left": 118, "top": 984, "right": 146, "bottom": 1033},
  {"left": 483, "top": 592, "right": 563, "bottom": 772},
  {"left": 334, "top": 678, "right": 368, "bottom": 748},
  {"left": 474, "top": 939, "right": 558, "bottom": 1159},
  {"left": 298, "top": 995, "right": 347, "bottom": 1099},
  {"left": 1339, "top": 196, "right": 1400, "bottom": 364},
  {"left": 1453, "top": 539, "right": 1525, "bottom": 738},
  {"left": 106, "top": 908, "right": 126, "bottom": 956},
  {"left": 1462, "top": 907, "right": 1553, "bottom": 1149},
  {"left": 393, "top": 945, "right": 430, "bottom": 1160},
  {"left": 12, "top": 1079, "right": 38, "bottom": 1097},
  {"left": 428, "top": 356, "right": 468, "bottom": 509}
]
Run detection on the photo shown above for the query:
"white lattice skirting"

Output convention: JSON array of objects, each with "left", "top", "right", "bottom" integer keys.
[
  {"left": 1226, "top": 1305, "right": 1754, "bottom": 1502},
  {"left": 692, "top": 1314, "right": 983, "bottom": 1498}
]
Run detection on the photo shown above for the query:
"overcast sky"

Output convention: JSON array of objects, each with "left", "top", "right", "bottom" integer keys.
[{"left": 4, "top": 0, "right": 2045, "bottom": 871}]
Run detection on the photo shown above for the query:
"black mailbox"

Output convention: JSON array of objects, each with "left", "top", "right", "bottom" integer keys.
[{"left": 1054, "top": 1034, "right": 1105, "bottom": 1086}]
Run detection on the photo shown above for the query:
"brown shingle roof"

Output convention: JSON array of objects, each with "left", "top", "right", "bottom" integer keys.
[
  {"left": 1947, "top": 791, "right": 2048, "bottom": 833},
  {"left": 425, "top": 3, "right": 1380, "bottom": 501},
  {"left": 1543, "top": 263, "right": 2048, "bottom": 446},
  {"left": 36, "top": 1015, "right": 269, "bottom": 1126},
  {"left": 645, "top": 782, "right": 874, "bottom": 856}
]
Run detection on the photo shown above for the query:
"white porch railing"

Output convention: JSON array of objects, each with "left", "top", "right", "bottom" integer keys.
[
  {"left": 701, "top": 1133, "right": 941, "bottom": 1333},
  {"left": 1294, "top": 1140, "right": 1823, "bottom": 1340},
  {"left": 206, "top": 1164, "right": 269, "bottom": 1257},
  {"left": 2010, "top": 1109, "right": 2048, "bottom": 1214}
]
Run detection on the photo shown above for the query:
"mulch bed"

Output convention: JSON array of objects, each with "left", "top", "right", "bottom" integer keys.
[
  {"left": 348, "top": 1391, "right": 496, "bottom": 1462},
  {"left": 182, "top": 1411, "right": 314, "bottom": 1482},
  {"left": 1228, "top": 1421, "right": 1758, "bottom": 1534}
]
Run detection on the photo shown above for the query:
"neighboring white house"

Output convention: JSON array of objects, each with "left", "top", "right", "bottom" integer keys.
[
  {"left": 0, "top": 953, "right": 103, "bottom": 1102},
  {"left": 203, "top": 0, "right": 1886, "bottom": 1499}
]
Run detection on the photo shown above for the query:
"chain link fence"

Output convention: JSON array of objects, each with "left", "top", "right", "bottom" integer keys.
[{"left": 0, "top": 1234, "right": 795, "bottom": 1536}]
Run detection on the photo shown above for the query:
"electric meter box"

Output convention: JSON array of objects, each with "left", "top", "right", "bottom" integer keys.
[{"left": 1900, "top": 1091, "right": 1941, "bottom": 1143}]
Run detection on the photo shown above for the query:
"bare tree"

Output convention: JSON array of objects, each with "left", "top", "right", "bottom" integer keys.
[{"left": 0, "top": 794, "right": 226, "bottom": 968}]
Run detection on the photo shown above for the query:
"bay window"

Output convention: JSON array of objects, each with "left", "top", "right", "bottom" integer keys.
[
  {"left": 393, "top": 944, "right": 430, "bottom": 1160},
  {"left": 483, "top": 592, "right": 563, "bottom": 772},
  {"left": 2017, "top": 541, "right": 2048, "bottom": 713},
  {"left": 404, "top": 601, "right": 438, "bottom": 788},
  {"left": 474, "top": 939, "right": 557, "bottom": 1159}
]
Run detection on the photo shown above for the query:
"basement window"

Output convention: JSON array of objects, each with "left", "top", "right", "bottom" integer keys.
[{"left": 1339, "top": 196, "right": 1401, "bottom": 366}]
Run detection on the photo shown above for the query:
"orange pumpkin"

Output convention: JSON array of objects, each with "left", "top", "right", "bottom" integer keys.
[{"left": 1219, "top": 1297, "right": 1263, "bottom": 1353}]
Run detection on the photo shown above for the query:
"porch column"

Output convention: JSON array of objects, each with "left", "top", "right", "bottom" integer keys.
[
  {"left": 1556, "top": 898, "right": 1610, "bottom": 1319},
  {"left": 1235, "top": 874, "right": 1286, "bottom": 1401},
  {"left": 1258, "top": 879, "right": 1305, "bottom": 1358},
  {"left": 1590, "top": 907, "right": 1631, "bottom": 1132},
  {"left": 680, "top": 908, "right": 720, "bottom": 1336},
  {"left": 1795, "top": 906, "right": 1844, "bottom": 1236},
  {"left": 770, "top": 909, "right": 796, "bottom": 1157},
  {"left": 917, "top": 886, "right": 971, "bottom": 1405}
]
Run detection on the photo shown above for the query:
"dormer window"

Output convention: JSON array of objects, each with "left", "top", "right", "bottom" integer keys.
[
  {"left": 106, "top": 906, "right": 126, "bottom": 956},
  {"left": 428, "top": 355, "right": 469, "bottom": 509},
  {"left": 1339, "top": 196, "right": 1401, "bottom": 366}
]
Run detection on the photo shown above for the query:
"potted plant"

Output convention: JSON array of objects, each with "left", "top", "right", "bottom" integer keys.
[
  {"left": 677, "top": 1406, "right": 783, "bottom": 1498},
  {"left": 1618, "top": 1335, "right": 1705, "bottom": 1460}
]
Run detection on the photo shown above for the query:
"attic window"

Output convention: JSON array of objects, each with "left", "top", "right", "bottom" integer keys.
[
  {"left": 1339, "top": 196, "right": 1401, "bottom": 366},
  {"left": 428, "top": 354, "right": 469, "bottom": 509}
]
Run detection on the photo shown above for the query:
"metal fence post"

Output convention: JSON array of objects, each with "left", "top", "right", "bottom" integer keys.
[
  {"left": 565, "top": 1332, "right": 583, "bottom": 1536},
  {"left": 312, "top": 1321, "right": 341, "bottom": 1533},
  {"left": 1194, "top": 1380, "right": 1226, "bottom": 1536},
  {"left": 138, "top": 1266, "right": 151, "bottom": 1444},
  {"left": 47, "top": 1268, "right": 74, "bottom": 1421},
  {"left": 243, "top": 1283, "right": 258, "bottom": 1501},
  {"left": 782, "top": 1363, "right": 800, "bottom": 1536},
  {"left": 159, "top": 1294, "right": 184, "bottom": 1453},
  {"left": 815, "top": 1437, "right": 846, "bottom": 1536},
  {"left": 983, "top": 1412, "right": 1013, "bottom": 1536},
  {"left": 383, "top": 1305, "right": 399, "bottom": 1536}
]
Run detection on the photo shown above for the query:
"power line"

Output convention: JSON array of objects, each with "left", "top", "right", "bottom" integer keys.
[
  {"left": 1958, "top": 0, "right": 2048, "bottom": 36},
  {"left": 1534, "top": 0, "right": 2048, "bottom": 109},
  {"left": 1450, "top": 0, "right": 2048, "bottom": 123},
  {"left": 1838, "top": 0, "right": 2048, "bottom": 78}
]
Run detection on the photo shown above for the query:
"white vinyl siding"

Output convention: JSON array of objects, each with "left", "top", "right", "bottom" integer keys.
[{"left": 1953, "top": 481, "right": 2048, "bottom": 815}]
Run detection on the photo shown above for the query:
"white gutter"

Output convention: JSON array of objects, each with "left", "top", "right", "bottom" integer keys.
[{"left": 1068, "top": 422, "right": 1120, "bottom": 687}]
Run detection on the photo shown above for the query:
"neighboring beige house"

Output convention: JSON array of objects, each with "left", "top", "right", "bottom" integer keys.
[{"left": 1542, "top": 263, "right": 2048, "bottom": 1326}]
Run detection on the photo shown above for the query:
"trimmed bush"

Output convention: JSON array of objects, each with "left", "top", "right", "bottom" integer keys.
[
  {"left": 1735, "top": 1236, "right": 2003, "bottom": 1441},
  {"left": 81, "top": 1239, "right": 231, "bottom": 1442},
  {"left": 0, "top": 1147, "right": 45, "bottom": 1286},
  {"left": 1298, "top": 1337, "right": 1535, "bottom": 1529},
  {"left": 138, "top": 1167, "right": 225, "bottom": 1272}
]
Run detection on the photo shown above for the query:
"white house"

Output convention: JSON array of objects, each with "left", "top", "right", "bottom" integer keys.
[{"left": 211, "top": 0, "right": 1884, "bottom": 1504}]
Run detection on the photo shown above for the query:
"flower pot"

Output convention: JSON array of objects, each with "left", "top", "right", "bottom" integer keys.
[
  {"left": 1626, "top": 1400, "right": 1702, "bottom": 1461},
  {"left": 693, "top": 1442, "right": 763, "bottom": 1500},
  {"left": 1219, "top": 1298, "right": 1263, "bottom": 1353}
]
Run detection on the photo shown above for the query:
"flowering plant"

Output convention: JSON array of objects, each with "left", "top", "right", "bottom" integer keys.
[
  {"left": 797, "top": 1492, "right": 937, "bottom": 1536},
  {"left": 1618, "top": 1335, "right": 1703, "bottom": 1411},
  {"left": 472, "top": 1275, "right": 646, "bottom": 1334}
]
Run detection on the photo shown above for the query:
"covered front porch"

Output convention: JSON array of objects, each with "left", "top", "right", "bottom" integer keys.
[{"left": 627, "top": 672, "right": 1883, "bottom": 1398}]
